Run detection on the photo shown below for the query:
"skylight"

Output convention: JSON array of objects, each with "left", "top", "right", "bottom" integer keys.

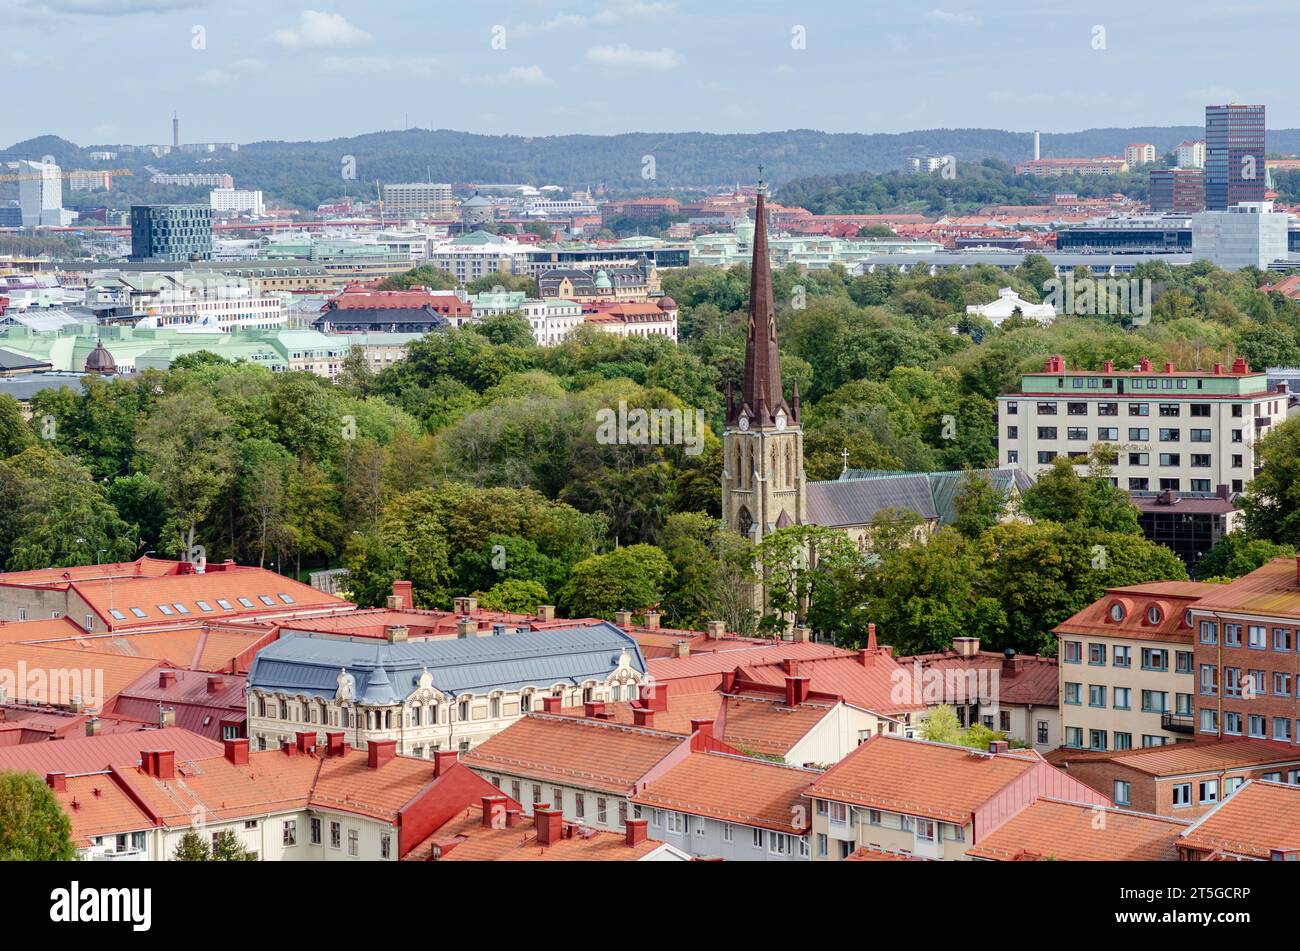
[
  {"left": 130, "top": 607, "right": 146, "bottom": 618},
  {"left": 157, "top": 604, "right": 175, "bottom": 616},
  {"left": 196, "top": 600, "right": 214, "bottom": 612},
  {"left": 110, "top": 609, "right": 126, "bottom": 620},
  {"left": 172, "top": 603, "right": 190, "bottom": 615},
  {"left": 258, "top": 595, "right": 275, "bottom": 606},
  {"left": 237, "top": 597, "right": 254, "bottom": 608},
  {"left": 216, "top": 599, "right": 233, "bottom": 610},
  {"left": 278, "top": 593, "right": 295, "bottom": 604}
]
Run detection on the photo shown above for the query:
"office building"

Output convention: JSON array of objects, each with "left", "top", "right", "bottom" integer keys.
[
  {"left": 17, "top": 160, "right": 65, "bottom": 227},
  {"left": 1205, "top": 103, "right": 1266, "bottom": 210},
  {"left": 129, "top": 204, "right": 214, "bottom": 262},
  {"left": 382, "top": 182, "right": 455, "bottom": 218},
  {"left": 1149, "top": 169, "right": 1205, "bottom": 214},
  {"left": 1191, "top": 201, "right": 1291, "bottom": 270},
  {"left": 209, "top": 188, "right": 265, "bottom": 217}
]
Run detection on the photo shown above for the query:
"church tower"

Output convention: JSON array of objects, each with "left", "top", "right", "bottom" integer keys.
[{"left": 721, "top": 175, "right": 806, "bottom": 550}]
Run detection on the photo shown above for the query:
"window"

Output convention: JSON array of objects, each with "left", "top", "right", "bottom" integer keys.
[
  {"left": 1200, "top": 708, "right": 1218, "bottom": 734},
  {"left": 237, "top": 597, "right": 254, "bottom": 608},
  {"left": 1248, "top": 625, "right": 1267, "bottom": 650},
  {"left": 1159, "top": 403, "right": 1180, "bottom": 417},
  {"left": 914, "top": 819, "right": 937, "bottom": 843},
  {"left": 1198, "top": 780, "right": 1218, "bottom": 804},
  {"left": 1274, "top": 718, "right": 1293, "bottom": 743},
  {"left": 171, "top": 602, "right": 190, "bottom": 614},
  {"left": 1172, "top": 783, "right": 1191, "bottom": 808},
  {"left": 1037, "top": 721, "right": 1049, "bottom": 744},
  {"left": 1098, "top": 427, "right": 1119, "bottom": 440},
  {"left": 1067, "top": 427, "right": 1088, "bottom": 441},
  {"left": 597, "top": 798, "right": 607, "bottom": 823},
  {"left": 1068, "top": 402, "right": 1088, "bottom": 415},
  {"left": 1129, "top": 452, "right": 1149, "bottom": 466},
  {"left": 283, "top": 820, "right": 297, "bottom": 846},
  {"left": 574, "top": 792, "right": 585, "bottom": 818},
  {"left": 1129, "top": 478, "right": 1149, "bottom": 491},
  {"left": 1037, "top": 452, "right": 1056, "bottom": 464},
  {"left": 1006, "top": 426, "right": 1018, "bottom": 439},
  {"left": 1113, "top": 645, "right": 1131, "bottom": 668},
  {"left": 1176, "top": 651, "right": 1193, "bottom": 674},
  {"left": 1006, "top": 401, "right": 1018, "bottom": 415},
  {"left": 768, "top": 832, "right": 793, "bottom": 855},
  {"left": 1190, "top": 479, "right": 1211, "bottom": 492},
  {"left": 1110, "top": 602, "right": 1126, "bottom": 622},
  {"left": 1064, "top": 682, "right": 1081, "bottom": 705},
  {"left": 665, "top": 812, "right": 686, "bottom": 834},
  {"left": 109, "top": 609, "right": 126, "bottom": 621},
  {"left": 1141, "top": 690, "right": 1168, "bottom": 713},
  {"left": 1088, "top": 684, "right": 1106, "bottom": 707},
  {"left": 1199, "top": 620, "right": 1217, "bottom": 644},
  {"left": 1064, "top": 641, "right": 1082, "bottom": 663},
  {"left": 1224, "top": 624, "right": 1242, "bottom": 647},
  {"left": 347, "top": 829, "right": 358, "bottom": 857},
  {"left": 1224, "top": 712, "right": 1242, "bottom": 735},
  {"left": 309, "top": 817, "right": 321, "bottom": 845},
  {"left": 752, "top": 827, "right": 764, "bottom": 849},
  {"left": 1037, "top": 427, "right": 1058, "bottom": 439},
  {"left": 722, "top": 823, "right": 733, "bottom": 843},
  {"left": 1114, "top": 732, "right": 1132, "bottom": 751},
  {"left": 329, "top": 821, "right": 341, "bottom": 849},
  {"left": 1159, "top": 428, "right": 1180, "bottom": 442},
  {"left": 1114, "top": 781, "right": 1131, "bottom": 806},
  {"left": 1141, "top": 649, "right": 1167, "bottom": 671},
  {"left": 258, "top": 595, "right": 275, "bottom": 606},
  {"left": 1036, "top": 402, "right": 1057, "bottom": 415},
  {"left": 381, "top": 834, "right": 391, "bottom": 860},
  {"left": 1129, "top": 403, "right": 1150, "bottom": 416},
  {"left": 1065, "top": 727, "right": 1083, "bottom": 748},
  {"left": 129, "top": 607, "right": 146, "bottom": 618},
  {"left": 157, "top": 604, "right": 174, "bottom": 616},
  {"left": 1158, "top": 453, "right": 1180, "bottom": 467},
  {"left": 1113, "top": 687, "right": 1131, "bottom": 710},
  {"left": 1275, "top": 628, "right": 1293, "bottom": 652},
  {"left": 196, "top": 600, "right": 213, "bottom": 612},
  {"left": 216, "top": 599, "right": 233, "bottom": 610},
  {"left": 1089, "top": 729, "right": 1107, "bottom": 750},
  {"left": 1099, "top": 402, "right": 1119, "bottom": 416},
  {"left": 1199, "top": 665, "right": 1218, "bottom": 696},
  {"left": 1190, "top": 429, "right": 1211, "bottom": 442}
]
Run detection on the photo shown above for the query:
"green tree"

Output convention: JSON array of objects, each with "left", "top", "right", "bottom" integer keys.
[
  {"left": 1195, "top": 532, "right": 1295, "bottom": 580},
  {"left": 952, "top": 471, "right": 1007, "bottom": 539},
  {"left": 1243, "top": 417, "right": 1300, "bottom": 544},
  {"left": 920, "top": 705, "right": 963, "bottom": 744},
  {"left": 558, "top": 544, "right": 674, "bottom": 620},
  {"left": 0, "top": 771, "right": 76, "bottom": 860},
  {"left": 172, "top": 830, "right": 211, "bottom": 861},
  {"left": 1020, "top": 455, "right": 1139, "bottom": 534},
  {"left": 476, "top": 578, "right": 549, "bottom": 614},
  {"left": 0, "top": 393, "right": 34, "bottom": 457}
]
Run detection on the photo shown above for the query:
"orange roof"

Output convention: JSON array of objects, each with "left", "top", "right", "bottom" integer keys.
[
  {"left": 0, "top": 641, "right": 162, "bottom": 707},
  {"left": 461, "top": 714, "right": 686, "bottom": 794},
  {"left": 0, "top": 617, "right": 87, "bottom": 644},
  {"left": 719, "top": 693, "right": 838, "bottom": 758},
  {"left": 558, "top": 692, "right": 724, "bottom": 737},
  {"left": 406, "top": 804, "right": 672, "bottom": 861},
  {"left": 0, "top": 726, "right": 222, "bottom": 775},
  {"left": 805, "top": 736, "right": 1041, "bottom": 822},
  {"left": 845, "top": 846, "right": 924, "bottom": 861},
  {"left": 647, "top": 642, "right": 851, "bottom": 690},
  {"left": 1187, "top": 557, "right": 1300, "bottom": 621},
  {"left": 966, "top": 798, "right": 1188, "bottom": 861},
  {"left": 310, "top": 751, "right": 461, "bottom": 823},
  {"left": 0, "top": 556, "right": 179, "bottom": 587},
  {"left": 1055, "top": 739, "right": 1300, "bottom": 777},
  {"left": 1180, "top": 780, "right": 1300, "bottom": 859},
  {"left": 737, "top": 652, "right": 926, "bottom": 716},
  {"left": 632, "top": 751, "right": 820, "bottom": 832},
  {"left": 1053, "top": 581, "right": 1220, "bottom": 643},
  {"left": 55, "top": 773, "right": 156, "bottom": 847},
  {"left": 20, "top": 623, "right": 274, "bottom": 673}
]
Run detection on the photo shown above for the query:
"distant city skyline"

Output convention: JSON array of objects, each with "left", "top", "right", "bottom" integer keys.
[{"left": 2, "top": 0, "right": 1297, "bottom": 146}]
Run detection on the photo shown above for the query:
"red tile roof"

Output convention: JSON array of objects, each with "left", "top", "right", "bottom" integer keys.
[
  {"left": 1179, "top": 780, "right": 1300, "bottom": 859},
  {"left": 646, "top": 642, "right": 850, "bottom": 691},
  {"left": 1187, "top": 557, "right": 1300, "bottom": 622},
  {"left": 106, "top": 667, "right": 246, "bottom": 741},
  {"left": 0, "top": 556, "right": 179, "bottom": 587},
  {"left": 632, "top": 751, "right": 820, "bottom": 833},
  {"left": 735, "top": 651, "right": 926, "bottom": 716},
  {"left": 0, "top": 726, "right": 222, "bottom": 776},
  {"left": 406, "top": 804, "right": 673, "bottom": 861},
  {"left": 1053, "top": 581, "right": 1221, "bottom": 643},
  {"left": 1053, "top": 739, "right": 1300, "bottom": 777},
  {"left": 966, "top": 798, "right": 1188, "bottom": 861},
  {"left": 0, "top": 641, "right": 163, "bottom": 707},
  {"left": 55, "top": 773, "right": 156, "bottom": 847},
  {"left": 845, "top": 846, "right": 924, "bottom": 861}
]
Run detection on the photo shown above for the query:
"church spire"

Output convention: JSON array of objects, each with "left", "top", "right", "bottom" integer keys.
[{"left": 731, "top": 168, "right": 794, "bottom": 428}]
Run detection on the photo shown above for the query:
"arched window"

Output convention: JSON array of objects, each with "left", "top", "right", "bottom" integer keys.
[{"left": 737, "top": 506, "right": 754, "bottom": 537}]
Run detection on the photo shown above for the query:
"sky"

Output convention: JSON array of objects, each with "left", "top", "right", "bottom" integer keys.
[{"left": 3, "top": 0, "right": 1298, "bottom": 147}]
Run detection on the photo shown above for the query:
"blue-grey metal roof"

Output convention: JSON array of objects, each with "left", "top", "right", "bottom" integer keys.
[
  {"left": 806, "top": 474, "right": 939, "bottom": 528},
  {"left": 836, "top": 467, "right": 1035, "bottom": 526},
  {"left": 247, "top": 623, "right": 646, "bottom": 705}
]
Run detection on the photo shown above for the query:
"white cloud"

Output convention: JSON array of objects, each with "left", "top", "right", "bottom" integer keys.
[
  {"left": 272, "top": 10, "right": 370, "bottom": 49},
  {"left": 320, "top": 55, "right": 440, "bottom": 80},
  {"left": 586, "top": 43, "right": 681, "bottom": 71},
  {"left": 926, "top": 9, "right": 976, "bottom": 24},
  {"left": 198, "top": 57, "right": 265, "bottom": 86},
  {"left": 516, "top": 1, "right": 672, "bottom": 38},
  {"left": 475, "top": 65, "right": 552, "bottom": 86}
]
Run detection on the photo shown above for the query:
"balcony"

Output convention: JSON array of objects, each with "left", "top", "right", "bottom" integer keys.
[{"left": 1162, "top": 713, "right": 1195, "bottom": 734}]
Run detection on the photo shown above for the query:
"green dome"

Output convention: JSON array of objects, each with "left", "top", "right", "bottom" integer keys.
[{"left": 594, "top": 269, "right": 612, "bottom": 289}]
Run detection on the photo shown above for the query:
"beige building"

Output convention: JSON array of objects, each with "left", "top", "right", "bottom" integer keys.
[
  {"left": 382, "top": 182, "right": 455, "bottom": 218},
  {"left": 1054, "top": 581, "right": 1221, "bottom": 751}
]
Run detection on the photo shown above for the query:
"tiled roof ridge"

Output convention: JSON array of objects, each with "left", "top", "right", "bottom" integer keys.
[
  {"left": 1034, "top": 795, "right": 1192, "bottom": 825},
  {"left": 523, "top": 711, "right": 684, "bottom": 739}
]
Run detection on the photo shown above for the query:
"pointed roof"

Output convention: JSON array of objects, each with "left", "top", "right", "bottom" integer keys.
[{"left": 731, "top": 178, "right": 794, "bottom": 428}]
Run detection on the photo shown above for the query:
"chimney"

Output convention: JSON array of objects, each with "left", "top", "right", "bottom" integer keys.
[
  {"left": 84, "top": 717, "right": 101, "bottom": 737},
  {"left": 1164, "top": 361, "right": 1175, "bottom": 374},
  {"left": 143, "top": 750, "right": 175, "bottom": 780},
  {"left": 791, "top": 624, "right": 810, "bottom": 643},
  {"left": 706, "top": 620, "right": 725, "bottom": 639},
  {"left": 782, "top": 658, "right": 800, "bottom": 676},
  {"left": 988, "top": 740, "right": 1009, "bottom": 754},
  {"left": 481, "top": 795, "right": 507, "bottom": 828},
  {"left": 720, "top": 670, "right": 737, "bottom": 693},
  {"left": 453, "top": 596, "right": 478, "bottom": 615},
  {"left": 866, "top": 622, "right": 878, "bottom": 651},
  {"left": 537, "top": 605, "right": 556, "bottom": 622},
  {"left": 385, "top": 624, "right": 409, "bottom": 643},
  {"left": 295, "top": 731, "right": 317, "bottom": 754},
  {"left": 1002, "top": 648, "right": 1017, "bottom": 677},
  {"left": 858, "top": 649, "right": 875, "bottom": 668},
  {"left": 784, "top": 676, "right": 810, "bottom": 707},
  {"left": 541, "top": 695, "right": 563, "bottom": 714},
  {"left": 1213, "top": 362, "right": 1224, "bottom": 375},
  {"left": 643, "top": 682, "right": 669, "bottom": 712},
  {"left": 583, "top": 701, "right": 606, "bottom": 720},
  {"left": 535, "top": 806, "right": 563, "bottom": 846},
  {"left": 158, "top": 670, "right": 177, "bottom": 689},
  {"left": 367, "top": 739, "right": 397, "bottom": 769},
  {"left": 433, "top": 749, "right": 458, "bottom": 777},
  {"left": 953, "top": 636, "right": 980, "bottom": 658},
  {"left": 672, "top": 640, "right": 690, "bottom": 658},
  {"left": 386, "top": 595, "right": 402, "bottom": 610},
  {"left": 476, "top": 623, "right": 494, "bottom": 638},
  {"left": 689, "top": 719, "right": 715, "bottom": 749},
  {"left": 1232, "top": 357, "right": 1249, "bottom": 374},
  {"left": 1139, "top": 357, "right": 1152, "bottom": 372},
  {"left": 1103, "top": 360, "right": 1114, "bottom": 372},
  {"left": 224, "top": 738, "right": 249, "bottom": 765},
  {"left": 159, "top": 707, "right": 177, "bottom": 728},
  {"left": 625, "top": 818, "right": 649, "bottom": 848},
  {"left": 456, "top": 616, "right": 477, "bottom": 638},
  {"left": 46, "top": 772, "right": 66, "bottom": 792},
  {"left": 392, "top": 580, "right": 414, "bottom": 610},
  {"left": 642, "top": 610, "right": 661, "bottom": 630},
  {"left": 505, "top": 808, "right": 523, "bottom": 828},
  {"left": 206, "top": 675, "right": 224, "bottom": 694},
  {"left": 615, "top": 610, "right": 633, "bottom": 629},
  {"left": 633, "top": 707, "right": 655, "bottom": 729},
  {"left": 325, "top": 732, "right": 345, "bottom": 757}
]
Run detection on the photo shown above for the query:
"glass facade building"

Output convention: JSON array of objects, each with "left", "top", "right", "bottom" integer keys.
[
  {"left": 130, "top": 204, "right": 214, "bottom": 262},
  {"left": 1205, "top": 104, "right": 1266, "bottom": 211}
]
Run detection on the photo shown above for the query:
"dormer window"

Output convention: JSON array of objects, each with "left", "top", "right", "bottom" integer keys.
[
  {"left": 1146, "top": 606, "right": 1162, "bottom": 625},
  {"left": 1109, "top": 602, "right": 1126, "bottom": 622}
]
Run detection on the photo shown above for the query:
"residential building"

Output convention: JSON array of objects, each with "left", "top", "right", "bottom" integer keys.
[
  {"left": 209, "top": 188, "right": 265, "bottom": 217},
  {"left": 1124, "top": 143, "right": 1157, "bottom": 167},
  {"left": 998, "top": 354, "right": 1284, "bottom": 505},
  {"left": 1205, "top": 103, "right": 1266, "bottom": 210},
  {"left": 804, "top": 735, "right": 1108, "bottom": 860},
  {"left": 382, "top": 183, "right": 455, "bottom": 218},
  {"left": 148, "top": 172, "right": 232, "bottom": 188},
  {"left": 1177, "top": 779, "right": 1300, "bottom": 860},
  {"left": 1191, "top": 201, "right": 1292, "bottom": 270},
  {"left": 1149, "top": 169, "right": 1206, "bottom": 214},
  {"left": 582, "top": 299, "right": 678, "bottom": 341},
  {"left": 1176, "top": 140, "right": 1206, "bottom": 170},
  {"left": 537, "top": 263, "right": 660, "bottom": 302},
  {"left": 313, "top": 287, "right": 461, "bottom": 333},
  {"left": 520, "top": 297, "right": 583, "bottom": 345},
  {"left": 1052, "top": 739, "right": 1300, "bottom": 818},
  {"left": 129, "top": 204, "right": 214, "bottom": 262},
  {"left": 967, "top": 798, "right": 1188, "bottom": 861},
  {"left": 1054, "top": 581, "right": 1220, "bottom": 750},
  {"left": 1015, "top": 157, "right": 1129, "bottom": 177},
  {"left": 246, "top": 623, "right": 651, "bottom": 756},
  {"left": 1189, "top": 556, "right": 1300, "bottom": 746},
  {"left": 68, "top": 170, "right": 113, "bottom": 193}
]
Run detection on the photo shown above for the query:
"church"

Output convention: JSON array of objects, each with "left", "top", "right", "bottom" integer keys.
[{"left": 720, "top": 181, "right": 1032, "bottom": 563}]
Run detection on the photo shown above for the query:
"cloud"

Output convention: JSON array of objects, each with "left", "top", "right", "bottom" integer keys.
[
  {"left": 474, "top": 65, "right": 552, "bottom": 87},
  {"left": 515, "top": 1, "right": 672, "bottom": 38},
  {"left": 586, "top": 43, "right": 681, "bottom": 71},
  {"left": 198, "top": 57, "right": 265, "bottom": 86},
  {"left": 320, "top": 55, "right": 440, "bottom": 80},
  {"left": 19, "top": 0, "right": 205, "bottom": 14},
  {"left": 926, "top": 9, "right": 976, "bottom": 24},
  {"left": 272, "top": 10, "right": 370, "bottom": 49}
]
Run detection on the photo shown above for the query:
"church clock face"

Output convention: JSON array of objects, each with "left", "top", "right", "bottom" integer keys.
[
  {"left": 738, "top": 414, "right": 749, "bottom": 431},
  {"left": 774, "top": 409, "right": 787, "bottom": 431}
]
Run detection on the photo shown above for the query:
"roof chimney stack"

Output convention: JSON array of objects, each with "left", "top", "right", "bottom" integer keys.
[
  {"left": 46, "top": 772, "right": 66, "bottom": 792},
  {"left": 615, "top": 610, "right": 633, "bottom": 628},
  {"left": 537, "top": 605, "right": 555, "bottom": 622},
  {"left": 625, "top": 817, "right": 649, "bottom": 848},
  {"left": 534, "top": 805, "right": 563, "bottom": 846},
  {"left": 672, "top": 640, "right": 689, "bottom": 658},
  {"left": 224, "top": 738, "right": 249, "bottom": 765},
  {"left": 367, "top": 739, "right": 397, "bottom": 770},
  {"left": 392, "top": 580, "right": 414, "bottom": 611},
  {"left": 642, "top": 610, "right": 660, "bottom": 630},
  {"left": 706, "top": 620, "right": 725, "bottom": 639}
]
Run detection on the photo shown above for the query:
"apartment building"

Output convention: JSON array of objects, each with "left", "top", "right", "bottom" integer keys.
[
  {"left": 1053, "top": 739, "right": 1300, "bottom": 818},
  {"left": 804, "top": 735, "right": 1108, "bottom": 860},
  {"left": 209, "top": 188, "right": 265, "bottom": 217},
  {"left": 520, "top": 297, "right": 584, "bottom": 345},
  {"left": 1124, "top": 143, "right": 1157, "bottom": 167},
  {"left": 1015, "top": 157, "right": 1129, "bottom": 177},
  {"left": 1054, "top": 581, "right": 1220, "bottom": 751},
  {"left": 382, "top": 182, "right": 455, "bottom": 218},
  {"left": 1177, "top": 779, "right": 1300, "bottom": 860},
  {"left": 245, "top": 624, "right": 651, "bottom": 756},
  {"left": 1189, "top": 556, "right": 1300, "bottom": 746}
]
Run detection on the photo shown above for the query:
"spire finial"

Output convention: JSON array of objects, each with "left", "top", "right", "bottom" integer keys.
[
  {"left": 757, "top": 164, "right": 765, "bottom": 193},
  {"left": 841, "top": 447, "right": 850, "bottom": 475}
]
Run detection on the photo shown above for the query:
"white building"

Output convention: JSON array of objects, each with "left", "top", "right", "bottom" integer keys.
[
  {"left": 1191, "top": 201, "right": 1292, "bottom": 271},
  {"left": 210, "top": 188, "right": 265, "bottom": 217},
  {"left": 521, "top": 298, "right": 584, "bottom": 345},
  {"left": 1176, "top": 140, "right": 1207, "bottom": 169},
  {"left": 1124, "top": 143, "right": 1157, "bottom": 167},
  {"left": 965, "top": 287, "right": 1056, "bottom": 326},
  {"left": 17, "top": 160, "right": 67, "bottom": 227},
  {"left": 382, "top": 182, "right": 455, "bottom": 218}
]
